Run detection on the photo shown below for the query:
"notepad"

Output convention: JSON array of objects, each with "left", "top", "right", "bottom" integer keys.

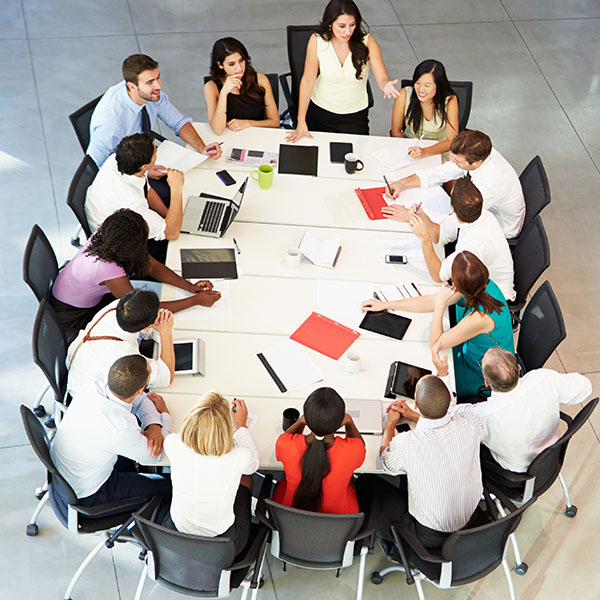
[
  {"left": 299, "top": 230, "right": 341, "bottom": 269},
  {"left": 354, "top": 186, "right": 389, "bottom": 220},
  {"left": 278, "top": 144, "right": 318, "bottom": 176},
  {"left": 156, "top": 140, "right": 209, "bottom": 171},
  {"left": 372, "top": 144, "right": 417, "bottom": 171},
  {"left": 290, "top": 312, "right": 360, "bottom": 360},
  {"left": 180, "top": 248, "right": 238, "bottom": 279}
]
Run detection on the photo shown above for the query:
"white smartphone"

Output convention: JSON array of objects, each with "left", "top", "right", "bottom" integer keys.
[{"left": 385, "top": 254, "right": 408, "bottom": 264}]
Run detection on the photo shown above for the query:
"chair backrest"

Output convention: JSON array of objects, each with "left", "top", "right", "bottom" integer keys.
[
  {"left": 400, "top": 79, "right": 473, "bottom": 132},
  {"left": 67, "top": 155, "right": 98, "bottom": 240},
  {"left": 32, "top": 300, "right": 68, "bottom": 406},
  {"left": 517, "top": 281, "right": 566, "bottom": 371},
  {"left": 23, "top": 225, "right": 59, "bottom": 302},
  {"left": 68, "top": 94, "right": 103, "bottom": 153},
  {"left": 133, "top": 512, "right": 237, "bottom": 596},
  {"left": 512, "top": 216, "right": 550, "bottom": 306},
  {"left": 264, "top": 499, "right": 363, "bottom": 568},
  {"left": 202, "top": 72, "right": 280, "bottom": 111},
  {"left": 527, "top": 398, "right": 599, "bottom": 498},
  {"left": 519, "top": 155, "right": 551, "bottom": 229}
]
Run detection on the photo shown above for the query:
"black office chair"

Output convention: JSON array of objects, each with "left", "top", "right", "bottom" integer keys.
[
  {"left": 371, "top": 490, "right": 535, "bottom": 600},
  {"left": 279, "top": 25, "right": 375, "bottom": 128},
  {"left": 520, "top": 155, "right": 551, "bottom": 230},
  {"left": 203, "top": 73, "right": 280, "bottom": 113},
  {"left": 23, "top": 225, "right": 59, "bottom": 304},
  {"left": 399, "top": 79, "right": 473, "bottom": 132},
  {"left": 508, "top": 216, "right": 550, "bottom": 319},
  {"left": 68, "top": 94, "right": 103, "bottom": 153},
  {"left": 131, "top": 476, "right": 273, "bottom": 600},
  {"left": 516, "top": 281, "right": 566, "bottom": 372},
  {"left": 21, "top": 404, "right": 148, "bottom": 600},
  {"left": 256, "top": 497, "right": 377, "bottom": 600},
  {"left": 67, "top": 154, "right": 98, "bottom": 246}
]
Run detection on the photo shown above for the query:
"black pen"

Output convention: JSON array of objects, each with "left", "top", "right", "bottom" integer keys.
[
  {"left": 383, "top": 174, "right": 394, "bottom": 196},
  {"left": 233, "top": 238, "right": 241, "bottom": 255}
]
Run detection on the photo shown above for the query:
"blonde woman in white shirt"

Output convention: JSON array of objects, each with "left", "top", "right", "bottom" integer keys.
[
  {"left": 163, "top": 393, "right": 259, "bottom": 555},
  {"left": 286, "top": 0, "right": 398, "bottom": 141}
]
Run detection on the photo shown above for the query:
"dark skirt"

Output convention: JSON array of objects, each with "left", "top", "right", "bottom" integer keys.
[
  {"left": 49, "top": 292, "right": 114, "bottom": 341},
  {"left": 306, "top": 100, "right": 369, "bottom": 135}
]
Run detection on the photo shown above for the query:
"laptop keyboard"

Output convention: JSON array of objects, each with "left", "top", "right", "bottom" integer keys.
[{"left": 199, "top": 201, "right": 225, "bottom": 233}]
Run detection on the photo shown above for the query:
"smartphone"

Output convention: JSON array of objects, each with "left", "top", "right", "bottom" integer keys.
[
  {"left": 395, "top": 423, "right": 411, "bottom": 433},
  {"left": 385, "top": 255, "right": 407, "bottom": 264},
  {"left": 216, "top": 170, "right": 236, "bottom": 186}
]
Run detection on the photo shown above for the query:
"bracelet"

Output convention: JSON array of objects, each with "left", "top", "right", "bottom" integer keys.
[{"left": 216, "top": 109, "right": 223, "bottom": 115}]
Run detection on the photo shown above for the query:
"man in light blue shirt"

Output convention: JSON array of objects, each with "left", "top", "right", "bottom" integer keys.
[{"left": 88, "top": 53, "right": 222, "bottom": 173}]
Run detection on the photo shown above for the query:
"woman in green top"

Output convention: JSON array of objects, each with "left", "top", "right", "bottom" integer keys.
[{"left": 362, "top": 251, "right": 514, "bottom": 398}]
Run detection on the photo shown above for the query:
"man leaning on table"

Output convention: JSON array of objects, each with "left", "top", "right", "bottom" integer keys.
[
  {"left": 384, "top": 130, "right": 525, "bottom": 239},
  {"left": 356, "top": 347, "right": 483, "bottom": 550},
  {"left": 51, "top": 354, "right": 172, "bottom": 513}
]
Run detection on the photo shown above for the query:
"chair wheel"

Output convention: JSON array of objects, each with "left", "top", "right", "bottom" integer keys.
[
  {"left": 33, "top": 405, "right": 46, "bottom": 417},
  {"left": 565, "top": 505, "right": 578, "bottom": 518},
  {"left": 26, "top": 523, "right": 39, "bottom": 536},
  {"left": 44, "top": 416, "right": 56, "bottom": 429},
  {"left": 71, "top": 236, "right": 81, "bottom": 248},
  {"left": 515, "top": 563, "right": 528, "bottom": 575},
  {"left": 371, "top": 571, "right": 383, "bottom": 585}
]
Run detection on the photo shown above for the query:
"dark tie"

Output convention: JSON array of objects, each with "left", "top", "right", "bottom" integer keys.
[
  {"left": 465, "top": 171, "right": 471, "bottom": 180},
  {"left": 140, "top": 106, "right": 151, "bottom": 133}
]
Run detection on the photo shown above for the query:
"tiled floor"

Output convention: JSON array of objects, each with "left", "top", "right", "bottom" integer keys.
[{"left": 2, "top": 0, "right": 599, "bottom": 598}]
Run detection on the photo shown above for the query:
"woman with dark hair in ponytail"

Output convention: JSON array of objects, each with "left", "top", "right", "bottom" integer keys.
[
  {"left": 273, "top": 387, "right": 365, "bottom": 513},
  {"left": 362, "top": 251, "right": 514, "bottom": 398}
]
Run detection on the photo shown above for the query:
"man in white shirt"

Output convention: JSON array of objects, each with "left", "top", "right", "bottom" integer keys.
[
  {"left": 409, "top": 177, "right": 515, "bottom": 301},
  {"left": 67, "top": 289, "right": 174, "bottom": 397},
  {"left": 459, "top": 347, "right": 592, "bottom": 473},
  {"left": 385, "top": 130, "right": 525, "bottom": 239},
  {"left": 85, "top": 133, "right": 184, "bottom": 241},
  {"left": 356, "top": 349, "right": 483, "bottom": 549},
  {"left": 51, "top": 354, "right": 172, "bottom": 512}
]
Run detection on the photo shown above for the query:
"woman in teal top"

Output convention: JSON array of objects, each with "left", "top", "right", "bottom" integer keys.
[{"left": 361, "top": 251, "right": 514, "bottom": 399}]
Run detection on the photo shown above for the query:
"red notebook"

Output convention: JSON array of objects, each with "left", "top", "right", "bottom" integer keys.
[
  {"left": 355, "top": 186, "right": 387, "bottom": 220},
  {"left": 290, "top": 312, "right": 360, "bottom": 360}
]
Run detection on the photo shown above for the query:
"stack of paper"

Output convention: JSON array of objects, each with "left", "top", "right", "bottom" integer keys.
[
  {"left": 374, "top": 283, "right": 423, "bottom": 302},
  {"left": 156, "top": 140, "right": 209, "bottom": 171},
  {"left": 391, "top": 186, "right": 451, "bottom": 224},
  {"left": 299, "top": 230, "right": 341, "bottom": 269},
  {"left": 377, "top": 237, "right": 426, "bottom": 263},
  {"left": 372, "top": 144, "right": 417, "bottom": 171}
]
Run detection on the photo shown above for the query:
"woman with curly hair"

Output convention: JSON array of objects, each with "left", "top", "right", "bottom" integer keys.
[{"left": 50, "top": 209, "right": 219, "bottom": 336}]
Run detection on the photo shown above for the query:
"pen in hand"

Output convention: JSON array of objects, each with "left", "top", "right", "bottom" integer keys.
[
  {"left": 415, "top": 201, "right": 423, "bottom": 214},
  {"left": 206, "top": 141, "right": 224, "bottom": 152},
  {"left": 383, "top": 175, "right": 394, "bottom": 197}
]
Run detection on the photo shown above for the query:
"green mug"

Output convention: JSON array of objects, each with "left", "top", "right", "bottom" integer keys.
[{"left": 251, "top": 164, "right": 274, "bottom": 190}]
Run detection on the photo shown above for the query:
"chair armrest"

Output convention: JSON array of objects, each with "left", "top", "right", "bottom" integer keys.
[
  {"left": 279, "top": 73, "right": 293, "bottom": 108},
  {"left": 255, "top": 498, "right": 273, "bottom": 530},
  {"left": 484, "top": 482, "right": 520, "bottom": 514},
  {"left": 257, "top": 474, "right": 273, "bottom": 501},
  {"left": 560, "top": 411, "right": 573, "bottom": 426},
  {"left": 482, "top": 460, "right": 529, "bottom": 484},
  {"left": 391, "top": 520, "right": 444, "bottom": 564},
  {"left": 73, "top": 496, "right": 149, "bottom": 517},
  {"left": 228, "top": 524, "right": 270, "bottom": 571}
]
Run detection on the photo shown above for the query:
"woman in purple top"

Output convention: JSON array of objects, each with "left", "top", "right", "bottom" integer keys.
[{"left": 50, "top": 209, "right": 221, "bottom": 337}]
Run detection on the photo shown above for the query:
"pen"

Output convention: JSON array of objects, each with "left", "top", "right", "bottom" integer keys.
[
  {"left": 373, "top": 292, "right": 381, "bottom": 301},
  {"left": 232, "top": 397, "right": 237, "bottom": 412},
  {"left": 415, "top": 201, "right": 423, "bottom": 214},
  {"left": 383, "top": 174, "right": 394, "bottom": 197},
  {"left": 206, "top": 141, "right": 224, "bottom": 152},
  {"left": 233, "top": 238, "right": 241, "bottom": 255},
  {"left": 408, "top": 134, "right": 424, "bottom": 156},
  {"left": 411, "top": 282, "right": 422, "bottom": 296}
]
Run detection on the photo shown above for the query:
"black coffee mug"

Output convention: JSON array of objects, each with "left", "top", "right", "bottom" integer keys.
[
  {"left": 282, "top": 407, "right": 300, "bottom": 431},
  {"left": 344, "top": 152, "right": 364, "bottom": 174}
]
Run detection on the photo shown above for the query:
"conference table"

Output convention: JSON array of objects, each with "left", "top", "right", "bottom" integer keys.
[{"left": 151, "top": 125, "right": 453, "bottom": 471}]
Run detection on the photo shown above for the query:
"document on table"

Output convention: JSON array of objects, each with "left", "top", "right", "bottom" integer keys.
[
  {"left": 377, "top": 237, "right": 426, "bottom": 263},
  {"left": 391, "top": 186, "right": 451, "bottom": 224},
  {"left": 257, "top": 340, "right": 324, "bottom": 393},
  {"left": 374, "top": 282, "right": 423, "bottom": 302},
  {"left": 316, "top": 280, "right": 374, "bottom": 330},
  {"left": 372, "top": 143, "right": 418, "bottom": 171},
  {"left": 156, "top": 140, "right": 209, "bottom": 172},
  {"left": 174, "top": 280, "right": 232, "bottom": 320}
]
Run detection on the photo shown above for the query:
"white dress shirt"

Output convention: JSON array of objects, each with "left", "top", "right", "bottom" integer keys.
[
  {"left": 458, "top": 369, "right": 592, "bottom": 473},
  {"left": 85, "top": 154, "right": 166, "bottom": 240},
  {"left": 165, "top": 428, "right": 260, "bottom": 536},
  {"left": 380, "top": 409, "right": 483, "bottom": 533},
  {"left": 67, "top": 298, "right": 171, "bottom": 397},
  {"left": 415, "top": 148, "right": 525, "bottom": 238},
  {"left": 438, "top": 209, "right": 516, "bottom": 301},
  {"left": 50, "top": 379, "right": 171, "bottom": 498}
]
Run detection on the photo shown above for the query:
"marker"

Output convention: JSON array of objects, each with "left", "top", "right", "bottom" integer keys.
[
  {"left": 205, "top": 141, "right": 223, "bottom": 152},
  {"left": 233, "top": 238, "right": 241, "bottom": 255},
  {"left": 415, "top": 201, "right": 423, "bottom": 214},
  {"left": 383, "top": 175, "right": 394, "bottom": 197}
]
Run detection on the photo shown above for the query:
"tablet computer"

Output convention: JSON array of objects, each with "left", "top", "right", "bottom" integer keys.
[
  {"left": 329, "top": 141, "right": 353, "bottom": 163},
  {"left": 385, "top": 361, "right": 432, "bottom": 399},
  {"left": 173, "top": 340, "right": 198, "bottom": 375},
  {"left": 359, "top": 310, "right": 412, "bottom": 340}
]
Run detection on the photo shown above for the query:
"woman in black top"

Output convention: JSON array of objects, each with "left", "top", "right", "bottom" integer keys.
[{"left": 204, "top": 37, "right": 279, "bottom": 134}]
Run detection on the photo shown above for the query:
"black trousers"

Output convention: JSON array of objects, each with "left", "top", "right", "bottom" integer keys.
[{"left": 306, "top": 101, "right": 369, "bottom": 135}]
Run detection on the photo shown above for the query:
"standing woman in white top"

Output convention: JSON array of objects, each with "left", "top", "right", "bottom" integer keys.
[
  {"left": 163, "top": 393, "right": 259, "bottom": 555},
  {"left": 286, "top": 0, "right": 399, "bottom": 141},
  {"left": 391, "top": 59, "right": 459, "bottom": 159}
]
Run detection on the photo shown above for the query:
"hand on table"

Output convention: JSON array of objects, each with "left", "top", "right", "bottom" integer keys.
[
  {"left": 381, "top": 204, "right": 410, "bottom": 222},
  {"left": 203, "top": 142, "right": 223, "bottom": 159},
  {"left": 142, "top": 424, "right": 164, "bottom": 458},
  {"left": 188, "top": 280, "right": 213, "bottom": 293},
  {"left": 408, "top": 146, "right": 425, "bottom": 159},
  {"left": 193, "top": 290, "right": 221, "bottom": 307},
  {"left": 227, "top": 119, "right": 250, "bottom": 131},
  {"left": 285, "top": 122, "right": 313, "bottom": 143},
  {"left": 386, "top": 178, "right": 408, "bottom": 199},
  {"left": 231, "top": 398, "right": 248, "bottom": 429},
  {"left": 361, "top": 299, "right": 388, "bottom": 312}
]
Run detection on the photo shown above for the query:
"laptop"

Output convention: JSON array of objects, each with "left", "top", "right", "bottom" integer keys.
[
  {"left": 181, "top": 178, "right": 247, "bottom": 237},
  {"left": 337, "top": 399, "right": 383, "bottom": 435}
]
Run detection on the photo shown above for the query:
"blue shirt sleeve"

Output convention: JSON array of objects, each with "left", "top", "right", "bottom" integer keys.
[{"left": 151, "top": 91, "right": 192, "bottom": 134}]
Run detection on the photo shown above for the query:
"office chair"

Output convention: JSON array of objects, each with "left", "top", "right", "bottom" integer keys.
[
  {"left": 23, "top": 224, "right": 59, "bottom": 304},
  {"left": 508, "top": 216, "right": 551, "bottom": 319},
  {"left": 66, "top": 154, "right": 97, "bottom": 246},
  {"left": 131, "top": 476, "right": 273, "bottom": 600},
  {"left": 399, "top": 79, "right": 473, "bottom": 132},
  {"left": 371, "top": 490, "right": 535, "bottom": 600},
  {"left": 482, "top": 398, "right": 598, "bottom": 575},
  {"left": 20, "top": 404, "right": 148, "bottom": 600},
  {"left": 516, "top": 281, "right": 566, "bottom": 372},
  {"left": 256, "top": 497, "right": 377, "bottom": 600},
  {"left": 520, "top": 155, "right": 551, "bottom": 230},
  {"left": 279, "top": 25, "right": 375, "bottom": 128},
  {"left": 202, "top": 73, "right": 280, "bottom": 114},
  {"left": 68, "top": 94, "right": 103, "bottom": 153}
]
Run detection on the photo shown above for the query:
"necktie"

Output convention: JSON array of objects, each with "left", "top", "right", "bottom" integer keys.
[
  {"left": 465, "top": 171, "right": 471, "bottom": 180},
  {"left": 140, "top": 106, "right": 151, "bottom": 133}
]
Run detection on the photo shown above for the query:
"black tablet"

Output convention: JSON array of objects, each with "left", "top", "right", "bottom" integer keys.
[
  {"left": 329, "top": 141, "right": 353, "bottom": 163},
  {"left": 359, "top": 310, "right": 412, "bottom": 340},
  {"left": 385, "top": 361, "right": 433, "bottom": 399}
]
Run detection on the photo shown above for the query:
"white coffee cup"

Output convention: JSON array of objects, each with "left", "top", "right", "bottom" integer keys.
[
  {"left": 285, "top": 247, "right": 301, "bottom": 269},
  {"left": 344, "top": 349, "right": 364, "bottom": 375}
]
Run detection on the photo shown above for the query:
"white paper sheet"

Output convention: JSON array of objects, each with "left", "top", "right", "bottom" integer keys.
[
  {"left": 316, "top": 279, "right": 374, "bottom": 330},
  {"left": 174, "top": 280, "right": 232, "bottom": 320},
  {"left": 156, "top": 140, "right": 209, "bottom": 172},
  {"left": 372, "top": 144, "right": 417, "bottom": 171},
  {"left": 391, "top": 186, "right": 452, "bottom": 224},
  {"left": 233, "top": 411, "right": 259, "bottom": 433},
  {"left": 375, "top": 282, "right": 423, "bottom": 302},
  {"left": 299, "top": 230, "right": 340, "bottom": 268},
  {"left": 258, "top": 340, "right": 324, "bottom": 393},
  {"left": 376, "top": 237, "right": 426, "bottom": 263}
]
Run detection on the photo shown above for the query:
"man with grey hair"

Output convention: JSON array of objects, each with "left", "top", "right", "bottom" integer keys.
[{"left": 459, "top": 347, "right": 592, "bottom": 473}]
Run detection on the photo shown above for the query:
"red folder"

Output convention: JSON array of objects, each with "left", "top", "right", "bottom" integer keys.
[
  {"left": 355, "top": 186, "right": 387, "bottom": 220},
  {"left": 290, "top": 312, "right": 360, "bottom": 360}
]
